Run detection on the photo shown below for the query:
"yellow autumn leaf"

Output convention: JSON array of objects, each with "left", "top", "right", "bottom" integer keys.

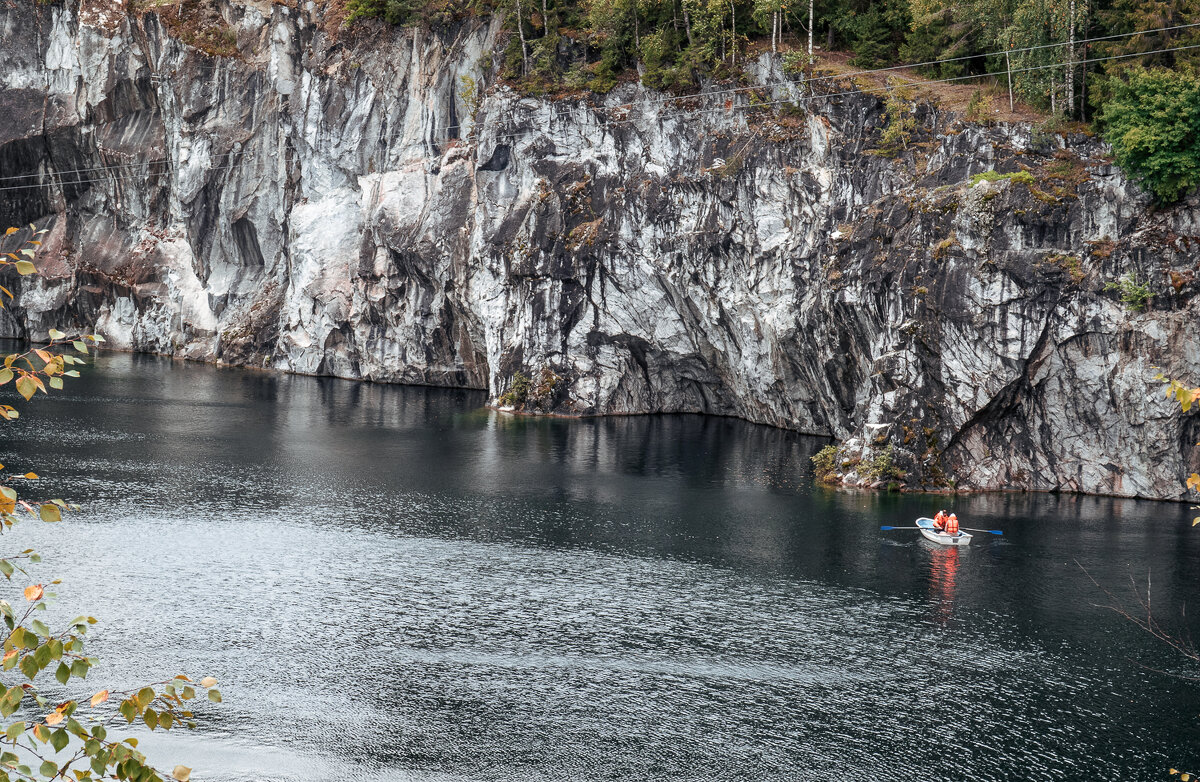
[
  {"left": 22, "top": 473, "right": 37, "bottom": 480},
  {"left": 200, "top": 676, "right": 217, "bottom": 688},
  {"left": 44, "top": 710, "right": 64, "bottom": 726},
  {"left": 90, "top": 690, "right": 109, "bottom": 707},
  {"left": 23, "top": 584, "right": 43, "bottom": 602},
  {"left": 172, "top": 766, "right": 192, "bottom": 782}
]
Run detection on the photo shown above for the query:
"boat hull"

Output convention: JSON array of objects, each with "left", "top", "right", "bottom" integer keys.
[{"left": 916, "top": 517, "right": 972, "bottom": 546}]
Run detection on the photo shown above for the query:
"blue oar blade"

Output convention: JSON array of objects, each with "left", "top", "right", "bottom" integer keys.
[{"left": 880, "top": 526, "right": 897, "bottom": 530}]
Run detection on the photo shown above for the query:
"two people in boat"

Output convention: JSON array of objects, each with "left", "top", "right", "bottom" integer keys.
[{"left": 933, "top": 509, "right": 960, "bottom": 536}]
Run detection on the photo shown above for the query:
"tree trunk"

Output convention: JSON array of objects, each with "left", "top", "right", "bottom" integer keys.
[
  {"left": 515, "top": 0, "right": 530, "bottom": 75},
  {"left": 807, "top": 0, "right": 814, "bottom": 60},
  {"left": 1066, "top": 0, "right": 1076, "bottom": 117},
  {"left": 827, "top": 22, "right": 833, "bottom": 50},
  {"left": 1080, "top": 42, "right": 1088, "bottom": 122},
  {"left": 729, "top": 0, "right": 736, "bottom": 64},
  {"left": 542, "top": 0, "right": 549, "bottom": 34},
  {"left": 1005, "top": 50, "right": 1014, "bottom": 112},
  {"left": 683, "top": 3, "right": 694, "bottom": 48}
]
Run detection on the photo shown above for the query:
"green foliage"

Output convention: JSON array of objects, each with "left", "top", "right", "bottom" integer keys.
[
  {"left": 1091, "top": 0, "right": 1200, "bottom": 112},
  {"left": 898, "top": 7, "right": 968, "bottom": 78},
  {"left": 864, "top": 444, "right": 904, "bottom": 481},
  {"left": 965, "top": 89, "right": 990, "bottom": 121},
  {"left": 0, "top": 225, "right": 221, "bottom": 782},
  {"left": 459, "top": 74, "right": 480, "bottom": 119},
  {"left": 345, "top": 0, "right": 480, "bottom": 25},
  {"left": 878, "top": 83, "right": 916, "bottom": 156},
  {"left": 499, "top": 371, "right": 532, "bottom": 406},
  {"left": 1103, "top": 273, "right": 1153, "bottom": 311},
  {"left": 842, "top": 0, "right": 911, "bottom": 66},
  {"left": 969, "top": 169, "right": 1035, "bottom": 186},
  {"left": 781, "top": 51, "right": 809, "bottom": 75},
  {"left": 810, "top": 445, "right": 839, "bottom": 481},
  {"left": 499, "top": 369, "right": 561, "bottom": 409},
  {"left": 1100, "top": 67, "right": 1200, "bottom": 203}
]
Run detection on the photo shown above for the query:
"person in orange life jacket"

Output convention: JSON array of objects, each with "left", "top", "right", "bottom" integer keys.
[
  {"left": 933, "top": 509, "right": 949, "bottom": 531},
  {"left": 945, "top": 513, "right": 960, "bottom": 536}
]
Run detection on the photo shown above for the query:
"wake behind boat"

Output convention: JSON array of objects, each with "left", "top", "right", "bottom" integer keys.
[{"left": 916, "top": 517, "right": 972, "bottom": 546}]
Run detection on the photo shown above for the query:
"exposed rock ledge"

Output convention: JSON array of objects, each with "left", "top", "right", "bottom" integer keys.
[{"left": 0, "top": 0, "right": 1198, "bottom": 499}]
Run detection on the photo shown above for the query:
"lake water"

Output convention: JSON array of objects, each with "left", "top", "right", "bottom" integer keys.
[{"left": 2, "top": 352, "right": 1198, "bottom": 780}]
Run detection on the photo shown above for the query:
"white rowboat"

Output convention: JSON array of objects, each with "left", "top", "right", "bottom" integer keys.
[{"left": 916, "top": 517, "right": 973, "bottom": 547}]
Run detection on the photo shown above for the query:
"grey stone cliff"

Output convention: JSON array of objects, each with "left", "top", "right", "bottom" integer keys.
[{"left": 1, "top": 0, "right": 1198, "bottom": 498}]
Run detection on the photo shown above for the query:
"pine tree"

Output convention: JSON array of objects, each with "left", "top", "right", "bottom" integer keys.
[{"left": 899, "top": 6, "right": 971, "bottom": 78}]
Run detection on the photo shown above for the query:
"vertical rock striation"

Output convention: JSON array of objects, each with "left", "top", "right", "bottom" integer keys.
[{"left": 1, "top": 0, "right": 1197, "bottom": 498}]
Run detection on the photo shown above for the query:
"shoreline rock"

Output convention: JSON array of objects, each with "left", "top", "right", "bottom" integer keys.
[{"left": 0, "top": 0, "right": 1197, "bottom": 499}]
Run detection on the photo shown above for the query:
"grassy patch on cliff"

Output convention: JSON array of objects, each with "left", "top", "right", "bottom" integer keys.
[
  {"left": 969, "top": 169, "right": 1036, "bottom": 187},
  {"left": 135, "top": 0, "right": 241, "bottom": 57}
]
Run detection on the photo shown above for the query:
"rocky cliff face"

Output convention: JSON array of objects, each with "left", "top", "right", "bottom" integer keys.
[{"left": 2, "top": 0, "right": 1198, "bottom": 499}]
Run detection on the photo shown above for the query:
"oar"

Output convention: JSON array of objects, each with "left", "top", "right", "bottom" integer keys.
[
  {"left": 962, "top": 527, "right": 1004, "bottom": 535},
  {"left": 879, "top": 525, "right": 921, "bottom": 530}
]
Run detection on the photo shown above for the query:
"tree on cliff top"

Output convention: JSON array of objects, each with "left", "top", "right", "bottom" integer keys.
[
  {"left": 0, "top": 225, "right": 220, "bottom": 782},
  {"left": 1099, "top": 67, "right": 1200, "bottom": 203}
]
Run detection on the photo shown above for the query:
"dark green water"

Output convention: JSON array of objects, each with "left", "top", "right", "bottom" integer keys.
[{"left": 1, "top": 352, "right": 1198, "bottom": 780}]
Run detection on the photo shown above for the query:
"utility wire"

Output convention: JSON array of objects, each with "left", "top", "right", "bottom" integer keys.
[
  {"left": 530, "top": 20, "right": 1200, "bottom": 116},
  {"left": 2, "top": 40, "right": 1199, "bottom": 192},
  {"left": 0, "top": 161, "right": 244, "bottom": 192},
  {"left": 145, "top": 19, "right": 1200, "bottom": 113},
  {"left": 467, "top": 41, "right": 1200, "bottom": 143},
  {"left": 1, "top": 20, "right": 1197, "bottom": 185}
]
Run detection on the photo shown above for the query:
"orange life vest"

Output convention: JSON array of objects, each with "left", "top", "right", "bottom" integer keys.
[
  {"left": 946, "top": 517, "right": 960, "bottom": 535},
  {"left": 933, "top": 511, "right": 947, "bottom": 528}
]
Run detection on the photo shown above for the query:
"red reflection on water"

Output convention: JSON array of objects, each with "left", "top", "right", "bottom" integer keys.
[{"left": 928, "top": 545, "right": 960, "bottom": 623}]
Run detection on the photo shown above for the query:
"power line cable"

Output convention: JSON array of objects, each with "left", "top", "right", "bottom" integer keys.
[
  {"left": 532, "top": 20, "right": 1200, "bottom": 116},
  {"left": 1, "top": 19, "right": 1198, "bottom": 184},
  {"left": 481, "top": 41, "right": 1200, "bottom": 141}
]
